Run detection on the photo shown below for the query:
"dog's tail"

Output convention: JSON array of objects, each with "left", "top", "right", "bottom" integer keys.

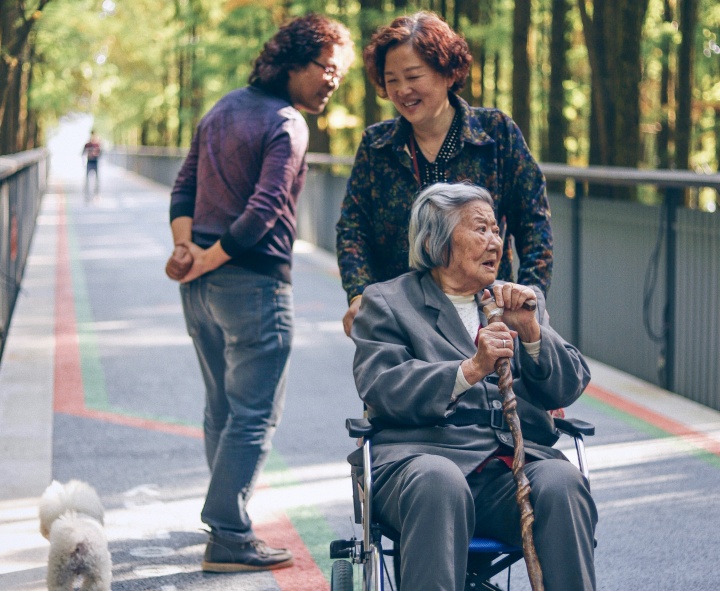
[{"left": 39, "top": 480, "right": 105, "bottom": 539}]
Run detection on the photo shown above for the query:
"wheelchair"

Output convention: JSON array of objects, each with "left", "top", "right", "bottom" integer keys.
[{"left": 329, "top": 415, "right": 595, "bottom": 591}]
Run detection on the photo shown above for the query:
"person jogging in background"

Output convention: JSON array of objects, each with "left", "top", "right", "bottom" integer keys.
[{"left": 81, "top": 130, "right": 102, "bottom": 200}]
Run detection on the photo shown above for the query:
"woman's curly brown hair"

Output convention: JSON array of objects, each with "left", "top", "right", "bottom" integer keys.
[
  {"left": 249, "top": 13, "right": 353, "bottom": 96},
  {"left": 363, "top": 11, "right": 471, "bottom": 98}
]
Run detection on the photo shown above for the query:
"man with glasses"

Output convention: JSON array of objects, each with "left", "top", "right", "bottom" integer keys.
[
  {"left": 166, "top": 13, "right": 353, "bottom": 573},
  {"left": 310, "top": 58, "right": 342, "bottom": 81}
]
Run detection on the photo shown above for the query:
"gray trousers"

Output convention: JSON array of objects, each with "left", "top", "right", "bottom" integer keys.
[{"left": 372, "top": 454, "right": 597, "bottom": 591}]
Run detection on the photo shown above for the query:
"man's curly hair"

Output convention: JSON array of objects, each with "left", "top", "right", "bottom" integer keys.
[
  {"left": 364, "top": 11, "right": 471, "bottom": 98},
  {"left": 249, "top": 13, "right": 353, "bottom": 96}
]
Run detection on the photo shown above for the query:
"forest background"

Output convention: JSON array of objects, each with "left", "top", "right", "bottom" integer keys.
[{"left": 1, "top": 0, "right": 719, "bottom": 208}]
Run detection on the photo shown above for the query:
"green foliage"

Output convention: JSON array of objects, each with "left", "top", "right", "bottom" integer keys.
[{"left": 18, "top": 0, "right": 720, "bottom": 178}]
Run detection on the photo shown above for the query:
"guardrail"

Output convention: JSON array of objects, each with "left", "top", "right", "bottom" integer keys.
[
  {"left": 107, "top": 147, "right": 720, "bottom": 412},
  {"left": 0, "top": 149, "right": 49, "bottom": 362},
  {"left": 541, "top": 166, "right": 720, "bottom": 409}
]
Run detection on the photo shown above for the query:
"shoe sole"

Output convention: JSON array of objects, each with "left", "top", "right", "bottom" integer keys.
[{"left": 201, "top": 558, "right": 294, "bottom": 572}]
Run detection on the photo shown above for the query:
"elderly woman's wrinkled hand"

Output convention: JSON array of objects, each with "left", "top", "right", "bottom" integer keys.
[
  {"left": 489, "top": 284, "right": 541, "bottom": 343},
  {"left": 461, "top": 322, "right": 517, "bottom": 383}
]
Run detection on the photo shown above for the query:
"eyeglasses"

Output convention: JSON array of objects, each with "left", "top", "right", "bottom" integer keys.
[{"left": 310, "top": 59, "right": 341, "bottom": 81}]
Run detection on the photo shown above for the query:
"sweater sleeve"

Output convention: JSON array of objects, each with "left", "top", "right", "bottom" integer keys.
[
  {"left": 170, "top": 129, "right": 201, "bottom": 221},
  {"left": 499, "top": 115, "right": 553, "bottom": 295},
  {"left": 336, "top": 132, "right": 378, "bottom": 303},
  {"left": 220, "top": 115, "right": 308, "bottom": 254}
]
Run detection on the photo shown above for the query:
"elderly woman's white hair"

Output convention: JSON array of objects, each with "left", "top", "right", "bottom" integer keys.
[{"left": 408, "top": 182, "right": 495, "bottom": 272}]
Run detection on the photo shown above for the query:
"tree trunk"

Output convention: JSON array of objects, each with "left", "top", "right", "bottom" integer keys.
[
  {"left": 189, "top": 24, "right": 203, "bottom": 136},
  {"left": 175, "top": 0, "right": 186, "bottom": 148},
  {"left": 715, "top": 109, "right": 720, "bottom": 171},
  {"left": 0, "top": 62, "right": 20, "bottom": 155},
  {"left": 610, "top": 2, "right": 648, "bottom": 170},
  {"left": 0, "top": 0, "right": 51, "bottom": 155},
  {"left": 512, "top": 0, "right": 532, "bottom": 141},
  {"left": 0, "top": 1, "right": 20, "bottom": 155},
  {"left": 675, "top": 0, "right": 697, "bottom": 171},
  {"left": 141, "top": 120, "right": 150, "bottom": 146},
  {"left": 494, "top": 52, "right": 501, "bottom": 108},
  {"left": 456, "top": 0, "right": 477, "bottom": 105},
  {"left": 307, "top": 114, "right": 331, "bottom": 153},
  {"left": 176, "top": 44, "right": 186, "bottom": 147},
  {"left": 360, "top": 0, "right": 383, "bottom": 126},
  {"left": 579, "top": 0, "right": 650, "bottom": 199},
  {"left": 17, "top": 46, "right": 30, "bottom": 150},
  {"left": 657, "top": 0, "right": 674, "bottom": 168},
  {"left": 547, "top": 0, "right": 569, "bottom": 165},
  {"left": 456, "top": 0, "right": 491, "bottom": 107}
]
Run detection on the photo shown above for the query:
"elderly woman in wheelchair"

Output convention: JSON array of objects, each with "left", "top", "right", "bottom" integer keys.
[{"left": 332, "top": 182, "right": 598, "bottom": 591}]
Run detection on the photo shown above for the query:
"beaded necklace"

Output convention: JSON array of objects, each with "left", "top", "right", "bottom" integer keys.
[{"left": 409, "top": 110, "right": 461, "bottom": 188}]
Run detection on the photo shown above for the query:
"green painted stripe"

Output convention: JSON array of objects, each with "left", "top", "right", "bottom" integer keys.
[
  {"left": 65, "top": 202, "right": 109, "bottom": 410},
  {"left": 581, "top": 395, "right": 720, "bottom": 469},
  {"left": 263, "top": 450, "right": 336, "bottom": 582}
]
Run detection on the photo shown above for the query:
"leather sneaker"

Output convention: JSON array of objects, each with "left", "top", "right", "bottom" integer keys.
[{"left": 202, "top": 536, "right": 294, "bottom": 572}]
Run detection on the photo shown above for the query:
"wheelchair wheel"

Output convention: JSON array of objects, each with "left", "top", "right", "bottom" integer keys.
[{"left": 331, "top": 559, "right": 353, "bottom": 591}]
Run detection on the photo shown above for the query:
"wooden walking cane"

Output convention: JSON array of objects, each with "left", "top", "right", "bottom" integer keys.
[{"left": 480, "top": 293, "right": 545, "bottom": 591}]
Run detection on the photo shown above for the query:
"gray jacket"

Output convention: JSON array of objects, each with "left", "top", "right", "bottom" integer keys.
[{"left": 350, "top": 271, "right": 591, "bottom": 474}]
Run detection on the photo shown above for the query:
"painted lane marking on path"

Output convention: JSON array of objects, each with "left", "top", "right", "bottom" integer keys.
[
  {"left": 51, "top": 192, "right": 330, "bottom": 590},
  {"left": 586, "top": 383, "right": 720, "bottom": 459},
  {"left": 54, "top": 193, "right": 84, "bottom": 414}
]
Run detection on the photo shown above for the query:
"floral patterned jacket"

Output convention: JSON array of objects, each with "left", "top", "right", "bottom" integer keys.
[{"left": 335, "top": 94, "right": 552, "bottom": 303}]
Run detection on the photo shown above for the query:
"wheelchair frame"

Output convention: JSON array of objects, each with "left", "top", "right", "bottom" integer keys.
[{"left": 329, "top": 416, "right": 594, "bottom": 591}]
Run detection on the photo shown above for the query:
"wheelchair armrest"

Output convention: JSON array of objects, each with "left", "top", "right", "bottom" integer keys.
[
  {"left": 346, "top": 417, "right": 375, "bottom": 439},
  {"left": 554, "top": 417, "right": 595, "bottom": 437}
]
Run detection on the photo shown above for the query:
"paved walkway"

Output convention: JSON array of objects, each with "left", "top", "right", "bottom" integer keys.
[{"left": 1, "top": 159, "right": 720, "bottom": 590}]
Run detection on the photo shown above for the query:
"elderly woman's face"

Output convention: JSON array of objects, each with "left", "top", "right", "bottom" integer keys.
[{"left": 438, "top": 201, "right": 502, "bottom": 294}]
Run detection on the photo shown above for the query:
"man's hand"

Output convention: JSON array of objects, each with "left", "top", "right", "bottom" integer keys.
[
  {"left": 179, "top": 241, "right": 231, "bottom": 284},
  {"left": 165, "top": 244, "right": 193, "bottom": 281}
]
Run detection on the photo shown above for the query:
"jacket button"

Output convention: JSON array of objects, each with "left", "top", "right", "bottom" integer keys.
[
  {"left": 498, "top": 433, "right": 510, "bottom": 444},
  {"left": 491, "top": 400, "right": 502, "bottom": 409}
]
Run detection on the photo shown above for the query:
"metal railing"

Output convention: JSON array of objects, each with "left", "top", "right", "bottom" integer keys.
[
  {"left": 107, "top": 147, "right": 720, "bottom": 411},
  {"left": 0, "top": 149, "right": 49, "bottom": 361},
  {"left": 539, "top": 165, "right": 720, "bottom": 410}
]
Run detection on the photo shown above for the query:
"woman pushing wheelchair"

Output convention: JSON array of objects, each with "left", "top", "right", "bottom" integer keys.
[{"left": 348, "top": 182, "right": 597, "bottom": 591}]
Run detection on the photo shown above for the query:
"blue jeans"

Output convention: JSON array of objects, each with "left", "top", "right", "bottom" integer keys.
[{"left": 180, "top": 266, "right": 293, "bottom": 542}]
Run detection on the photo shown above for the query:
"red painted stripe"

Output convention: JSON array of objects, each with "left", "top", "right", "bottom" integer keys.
[
  {"left": 58, "top": 406, "right": 204, "bottom": 439},
  {"left": 52, "top": 192, "right": 203, "bottom": 440},
  {"left": 586, "top": 383, "right": 720, "bottom": 457},
  {"left": 54, "top": 194, "right": 85, "bottom": 413},
  {"left": 257, "top": 513, "right": 330, "bottom": 591}
]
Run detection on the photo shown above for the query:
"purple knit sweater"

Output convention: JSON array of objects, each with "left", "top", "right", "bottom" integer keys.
[{"left": 170, "top": 86, "right": 309, "bottom": 283}]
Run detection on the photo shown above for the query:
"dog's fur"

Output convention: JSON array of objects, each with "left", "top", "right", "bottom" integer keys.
[{"left": 39, "top": 480, "right": 112, "bottom": 591}]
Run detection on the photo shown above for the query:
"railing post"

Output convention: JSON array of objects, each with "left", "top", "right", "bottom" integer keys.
[
  {"left": 663, "top": 187, "right": 681, "bottom": 393},
  {"left": 572, "top": 180, "right": 584, "bottom": 348}
]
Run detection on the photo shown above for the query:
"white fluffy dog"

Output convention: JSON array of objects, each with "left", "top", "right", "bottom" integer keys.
[{"left": 39, "top": 480, "right": 112, "bottom": 591}]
